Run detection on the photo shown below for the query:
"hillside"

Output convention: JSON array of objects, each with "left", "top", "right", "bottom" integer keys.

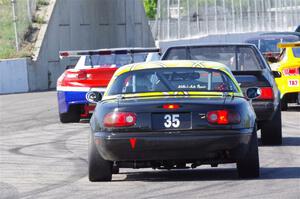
[
  {"left": 0, "top": 1, "right": 16, "bottom": 58},
  {"left": 0, "top": 0, "right": 49, "bottom": 59}
]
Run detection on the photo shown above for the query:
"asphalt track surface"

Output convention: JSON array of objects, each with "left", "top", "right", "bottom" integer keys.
[{"left": 0, "top": 91, "right": 299, "bottom": 199}]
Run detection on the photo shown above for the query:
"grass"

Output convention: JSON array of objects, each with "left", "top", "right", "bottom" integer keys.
[
  {"left": 0, "top": 0, "right": 36, "bottom": 59},
  {"left": 0, "top": 2, "right": 16, "bottom": 59},
  {"left": 32, "top": 16, "right": 46, "bottom": 24},
  {"left": 37, "top": 0, "right": 49, "bottom": 7}
]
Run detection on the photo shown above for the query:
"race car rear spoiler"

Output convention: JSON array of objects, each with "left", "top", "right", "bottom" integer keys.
[
  {"left": 277, "top": 42, "right": 300, "bottom": 48},
  {"left": 59, "top": 47, "right": 160, "bottom": 59}
]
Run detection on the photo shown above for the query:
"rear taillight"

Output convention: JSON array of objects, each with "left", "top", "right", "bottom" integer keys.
[
  {"left": 258, "top": 87, "right": 274, "bottom": 100},
  {"left": 103, "top": 112, "right": 136, "bottom": 127},
  {"left": 207, "top": 110, "right": 240, "bottom": 125},
  {"left": 60, "top": 52, "right": 69, "bottom": 57},
  {"left": 282, "top": 67, "right": 299, "bottom": 76},
  {"left": 65, "top": 70, "right": 87, "bottom": 80},
  {"left": 77, "top": 71, "right": 87, "bottom": 79}
]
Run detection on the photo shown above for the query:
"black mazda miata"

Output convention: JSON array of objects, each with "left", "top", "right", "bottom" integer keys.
[{"left": 87, "top": 60, "right": 260, "bottom": 181}]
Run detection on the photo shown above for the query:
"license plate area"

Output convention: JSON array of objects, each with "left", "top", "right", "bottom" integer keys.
[{"left": 152, "top": 113, "right": 191, "bottom": 130}]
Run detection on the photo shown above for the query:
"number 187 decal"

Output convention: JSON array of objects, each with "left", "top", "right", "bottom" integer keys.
[
  {"left": 288, "top": 79, "right": 299, "bottom": 87},
  {"left": 164, "top": 114, "right": 180, "bottom": 128}
]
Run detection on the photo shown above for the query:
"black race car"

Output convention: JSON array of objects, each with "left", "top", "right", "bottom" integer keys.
[
  {"left": 87, "top": 60, "right": 260, "bottom": 181},
  {"left": 245, "top": 32, "right": 300, "bottom": 62},
  {"left": 161, "top": 44, "right": 282, "bottom": 146}
]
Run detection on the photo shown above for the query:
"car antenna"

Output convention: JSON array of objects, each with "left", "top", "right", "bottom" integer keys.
[
  {"left": 222, "top": 91, "right": 234, "bottom": 99},
  {"left": 88, "top": 54, "right": 94, "bottom": 68},
  {"left": 231, "top": 92, "right": 235, "bottom": 99},
  {"left": 129, "top": 50, "right": 134, "bottom": 64}
]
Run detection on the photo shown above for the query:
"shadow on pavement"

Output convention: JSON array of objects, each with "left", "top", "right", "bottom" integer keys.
[
  {"left": 118, "top": 167, "right": 300, "bottom": 182},
  {"left": 281, "top": 137, "right": 300, "bottom": 146},
  {"left": 284, "top": 105, "right": 300, "bottom": 112},
  {"left": 258, "top": 137, "right": 300, "bottom": 147},
  {"left": 121, "top": 169, "right": 238, "bottom": 181}
]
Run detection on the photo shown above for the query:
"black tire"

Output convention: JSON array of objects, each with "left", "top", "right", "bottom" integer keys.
[
  {"left": 237, "top": 128, "right": 260, "bottom": 178},
  {"left": 281, "top": 97, "right": 288, "bottom": 111},
  {"left": 112, "top": 166, "right": 119, "bottom": 174},
  {"left": 261, "top": 104, "right": 282, "bottom": 145},
  {"left": 59, "top": 106, "right": 81, "bottom": 123},
  {"left": 88, "top": 133, "right": 112, "bottom": 182}
]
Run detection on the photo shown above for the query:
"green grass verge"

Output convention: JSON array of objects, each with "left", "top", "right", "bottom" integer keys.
[
  {"left": 0, "top": 0, "right": 33, "bottom": 59},
  {"left": 0, "top": 2, "right": 16, "bottom": 59}
]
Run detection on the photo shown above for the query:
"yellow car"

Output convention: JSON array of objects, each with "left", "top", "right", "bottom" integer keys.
[{"left": 270, "top": 42, "right": 300, "bottom": 110}]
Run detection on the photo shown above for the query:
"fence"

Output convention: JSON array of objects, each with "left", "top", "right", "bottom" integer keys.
[
  {"left": 0, "top": 0, "right": 36, "bottom": 58},
  {"left": 153, "top": 0, "right": 300, "bottom": 41}
]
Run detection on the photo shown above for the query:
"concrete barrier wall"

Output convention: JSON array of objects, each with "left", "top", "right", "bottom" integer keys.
[
  {"left": 0, "top": 58, "right": 29, "bottom": 94},
  {"left": 30, "top": 0, "right": 155, "bottom": 91}
]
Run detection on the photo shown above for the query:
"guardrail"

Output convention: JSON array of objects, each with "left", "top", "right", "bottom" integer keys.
[{"left": 154, "top": 0, "right": 300, "bottom": 40}]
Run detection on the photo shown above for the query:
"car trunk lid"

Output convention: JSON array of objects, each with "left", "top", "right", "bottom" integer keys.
[{"left": 113, "top": 96, "right": 234, "bottom": 131}]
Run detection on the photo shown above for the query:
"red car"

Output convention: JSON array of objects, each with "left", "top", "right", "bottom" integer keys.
[{"left": 57, "top": 48, "right": 160, "bottom": 123}]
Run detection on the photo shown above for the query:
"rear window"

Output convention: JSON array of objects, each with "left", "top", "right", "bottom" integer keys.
[
  {"left": 292, "top": 48, "right": 300, "bottom": 58},
  {"left": 84, "top": 54, "right": 147, "bottom": 67},
  {"left": 248, "top": 36, "right": 299, "bottom": 53},
  {"left": 164, "top": 46, "right": 262, "bottom": 71},
  {"left": 107, "top": 68, "right": 238, "bottom": 96},
  {"left": 259, "top": 38, "right": 298, "bottom": 53}
]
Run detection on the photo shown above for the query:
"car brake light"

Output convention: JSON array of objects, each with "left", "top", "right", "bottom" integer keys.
[
  {"left": 60, "top": 52, "right": 69, "bottom": 57},
  {"left": 207, "top": 110, "right": 240, "bottom": 125},
  {"left": 103, "top": 112, "right": 136, "bottom": 127},
  {"left": 77, "top": 71, "right": 87, "bottom": 80},
  {"left": 282, "top": 67, "right": 299, "bottom": 76},
  {"left": 163, "top": 104, "right": 180, "bottom": 109},
  {"left": 258, "top": 87, "right": 274, "bottom": 100},
  {"left": 65, "top": 70, "right": 87, "bottom": 80},
  {"left": 98, "top": 51, "right": 112, "bottom": 55}
]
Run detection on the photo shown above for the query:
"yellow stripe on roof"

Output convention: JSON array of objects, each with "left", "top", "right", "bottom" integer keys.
[{"left": 116, "top": 60, "right": 229, "bottom": 75}]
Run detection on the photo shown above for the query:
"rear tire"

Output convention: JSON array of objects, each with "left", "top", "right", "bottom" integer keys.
[
  {"left": 88, "top": 133, "right": 112, "bottom": 182},
  {"left": 261, "top": 104, "right": 282, "bottom": 145},
  {"left": 112, "top": 166, "right": 119, "bottom": 174},
  {"left": 281, "top": 97, "right": 288, "bottom": 111},
  {"left": 237, "top": 128, "right": 260, "bottom": 178},
  {"left": 59, "top": 106, "right": 81, "bottom": 123}
]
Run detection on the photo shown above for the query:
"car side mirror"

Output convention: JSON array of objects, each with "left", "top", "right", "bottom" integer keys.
[
  {"left": 246, "top": 87, "right": 261, "bottom": 100},
  {"left": 272, "top": 71, "right": 281, "bottom": 78},
  {"left": 86, "top": 91, "right": 102, "bottom": 103}
]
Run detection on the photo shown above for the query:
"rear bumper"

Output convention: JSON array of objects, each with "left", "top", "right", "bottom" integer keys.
[
  {"left": 94, "top": 129, "right": 253, "bottom": 162},
  {"left": 57, "top": 91, "right": 88, "bottom": 113},
  {"left": 275, "top": 76, "right": 300, "bottom": 98},
  {"left": 57, "top": 88, "right": 105, "bottom": 113}
]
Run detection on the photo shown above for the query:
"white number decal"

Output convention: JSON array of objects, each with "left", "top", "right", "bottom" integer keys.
[
  {"left": 288, "top": 79, "right": 299, "bottom": 87},
  {"left": 164, "top": 114, "right": 180, "bottom": 128},
  {"left": 172, "top": 114, "right": 180, "bottom": 128},
  {"left": 164, "top": 115, "right": 172, "bottom": 128}
]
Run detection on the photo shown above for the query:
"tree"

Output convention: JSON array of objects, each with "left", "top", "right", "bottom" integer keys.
[{"left": 143, "top": 0, "right": 157, "bottom": 20}]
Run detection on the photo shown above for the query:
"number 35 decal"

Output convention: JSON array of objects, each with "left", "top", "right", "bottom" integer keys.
[{"left": 164, "top": 114, "right": 180, "bottom": 128}]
